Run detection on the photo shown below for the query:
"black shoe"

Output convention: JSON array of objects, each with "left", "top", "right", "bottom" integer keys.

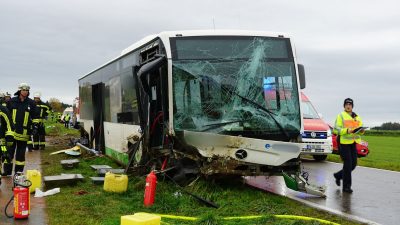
[
  {"left": 333, "top": 173, "right": 340, "bottom": 186},
  {"left": 343, "top": 188, "right": 353, "bottom": 193}
]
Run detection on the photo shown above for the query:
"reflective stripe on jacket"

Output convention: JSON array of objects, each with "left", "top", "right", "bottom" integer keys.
[
  {"left": 334, "top": 111, "right": 363, "bottom": 144},
  {"left": 36, "top": 101, "right": 52, "bottom": 120},
  {"left": 0, "top": 105, "right": 15, "bottom": 140},
  {"left": 7, "top": 96, "right": 38, "bottom": 141}
]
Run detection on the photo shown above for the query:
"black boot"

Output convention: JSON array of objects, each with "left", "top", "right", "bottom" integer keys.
[
  {"left": 2, "top": 163, "right": 13, "bottom": 176},
  {"left": 343, "top": 187, "right": 353, "bottom": 193},
  {"left": 15, "top": 165, "right": 24, "bottom": 173},
  {"left": 333, "top": 173, "right": 341, "bottom": 186}
]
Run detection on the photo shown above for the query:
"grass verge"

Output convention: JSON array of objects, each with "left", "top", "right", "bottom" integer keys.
[{"left": 41, "top": 134, "right": 360, "bottom": 225}]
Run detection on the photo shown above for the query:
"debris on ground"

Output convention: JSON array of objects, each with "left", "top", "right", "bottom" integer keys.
[
  {"left": 90, "top": 165, "right": 112, "bottom": 170},
  {"left": 90, "top": 177, "right": 105, "bottom": 185},
  {"left": 50, "top": 145, "right": 80, "bottom": 155},
  {"left": 44, "top": 174, "right": 84, "bottom": 188},
  {"left": 74, "top": 190, "right": 89, "bottom": 195},
  {"left": 97, "top": 168, "right": 125, "bottom": 176},
  {"left": 61, "top": 159, "right": 80, "bottom": 169},
  {"left": 34, "top": 188, "right": 60, "bottom": 197}
]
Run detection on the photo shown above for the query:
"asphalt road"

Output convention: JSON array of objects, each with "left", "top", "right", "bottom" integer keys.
[{"left": 245, "top": 160, "right": 400, "bottom": 225}]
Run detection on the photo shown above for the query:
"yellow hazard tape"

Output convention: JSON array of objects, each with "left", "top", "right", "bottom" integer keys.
[{"left": 155, "top": 214, "right": 339, "bottom": 225}]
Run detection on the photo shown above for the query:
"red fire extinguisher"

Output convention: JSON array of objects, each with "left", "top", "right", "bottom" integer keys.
[
  {"left": 5, "top": 172, "right": 31, "bottom": 219},
  {"left": 13, "top": 186, "right": 30, "bottom": 219},
  {"left": 143, "top": 171, "right": 157, "bottom": 207}
]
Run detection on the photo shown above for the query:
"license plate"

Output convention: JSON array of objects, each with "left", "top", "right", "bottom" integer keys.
[{"left": 303, "top": 145, "right": 322, "bottom": 150}]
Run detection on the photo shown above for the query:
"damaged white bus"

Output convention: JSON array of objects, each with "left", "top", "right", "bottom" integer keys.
[{"left": 78, "top": 30, "right": 325, "bottom": 196}]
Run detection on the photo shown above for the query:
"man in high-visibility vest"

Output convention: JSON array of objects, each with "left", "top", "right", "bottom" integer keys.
[
  {"left": 4, "top": 83, "right": 38, "bottom": 175},
  {"left": 64, "top": 113, "right": 71, "bottom": 128},
  {"left": 333, "top": 98, "right": 364, "bottom": 193}
]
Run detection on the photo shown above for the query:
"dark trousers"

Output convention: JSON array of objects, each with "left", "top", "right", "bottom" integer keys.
[
  {"left": 33, "top": 123, "right": 46, "bottom": 150},
  {"left": 3, "top": 140, "right": 27, "bottom": 175},
  {"left": 334, "top": 143, "right": 357, "bottom": 189}
]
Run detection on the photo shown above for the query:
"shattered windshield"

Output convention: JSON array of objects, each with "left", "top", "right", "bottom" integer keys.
[
  {"left": 301, "top": 101, "right": 320, "bottom": 119},
  {"left": 171, "top": 36, "right": 301, "bottom": 139}
]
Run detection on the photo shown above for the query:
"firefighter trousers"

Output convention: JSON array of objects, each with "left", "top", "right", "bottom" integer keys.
[
  {"left": 3, "top": 140, "right": 27, "bottom": 175},
  {"left": 33, "top": 123, "right": 46, "bottom": 150},
  {"left": 334, "top": 143, "right": 357, "bottom": 189}
]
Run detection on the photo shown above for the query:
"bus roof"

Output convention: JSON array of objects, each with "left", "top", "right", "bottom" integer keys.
[{"left": 79, "top": 30, "right": 290, "bottom": 81}]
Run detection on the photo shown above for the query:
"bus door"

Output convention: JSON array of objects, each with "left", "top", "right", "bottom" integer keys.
[
  {"left": 92, "top": 82, "right": 105, "bottom": 153},
  {"left": 137, "top": 43, "right": 168, "bottom": 150}
]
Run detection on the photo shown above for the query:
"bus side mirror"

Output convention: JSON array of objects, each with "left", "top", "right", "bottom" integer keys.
[
  {"left": 137, "top": 54, "right": 166, "bottom": 94},
  {"left": 298, "top": 64, "right": 306, "bottom": 89}
]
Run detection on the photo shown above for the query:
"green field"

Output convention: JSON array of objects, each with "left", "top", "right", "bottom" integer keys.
[
  {"left": 327, "top": 135, "right": 400, "bottom": 171},
  {"left": 41, "top": 123, "right": 359, "bottom": 225}
]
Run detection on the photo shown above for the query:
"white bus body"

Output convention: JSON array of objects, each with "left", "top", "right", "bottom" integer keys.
[{"left": 79, "top": 30, "right": 306, "bottom": 178}]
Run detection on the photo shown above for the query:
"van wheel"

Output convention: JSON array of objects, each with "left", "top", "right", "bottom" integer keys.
[{"left": 313, "top": 155, "right": 327, "bottom": 161}]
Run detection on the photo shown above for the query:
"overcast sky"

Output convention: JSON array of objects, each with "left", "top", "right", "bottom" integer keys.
[{"left": 1, "top": 0, "right": 399, "bottom": 126}]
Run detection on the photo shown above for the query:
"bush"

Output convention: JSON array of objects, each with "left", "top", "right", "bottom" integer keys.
[{"left": 364, "top": 130, "right": 400, "bottom": 137}]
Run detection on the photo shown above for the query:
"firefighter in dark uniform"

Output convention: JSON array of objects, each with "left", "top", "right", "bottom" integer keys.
[
  {"left": 0, "top": 104, "right": 15, "bottom": 181},
  {"left": 3, "top": 83, "right": 38, "bottom": 175},
  {"left": 32, "top": 92, "right": 52, "bottom": 150},
  {"left": 2, "top": 92, "right": 12, "bottom": 107}
]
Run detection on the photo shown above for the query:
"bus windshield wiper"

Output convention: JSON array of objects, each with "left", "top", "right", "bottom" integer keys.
[
  {"left": 201, "top": 119, "right": 245, "bottom": 132},
  {"left": 224, "top": 88, "right": 291, "bottom": 140}
]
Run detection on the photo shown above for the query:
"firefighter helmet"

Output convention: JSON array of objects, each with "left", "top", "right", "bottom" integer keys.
[
  {"left": 33, "top": 92, "right": 41, "bottom": 98},
  {"left": 18, "top": 83, "right": 30, "bottom": 91},
  {"left": 5, "top": 92, "right": 11, "bottom": 97}
]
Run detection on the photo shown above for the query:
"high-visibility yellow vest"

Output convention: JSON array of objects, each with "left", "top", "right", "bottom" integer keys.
[{"left": 334, "top": 111, "right": 363, "bottom": 144}]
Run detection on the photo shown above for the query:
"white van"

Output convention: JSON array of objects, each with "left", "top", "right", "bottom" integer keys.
[{"left": 300, "top": 92, "right": 332, "bottom": 161}]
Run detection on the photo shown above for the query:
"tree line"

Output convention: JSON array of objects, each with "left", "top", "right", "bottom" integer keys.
[
  {"left": 372, "top": 122, "right": 400, "bottom": 130},
  {"left": 47, "top": 98, "right": 72, "bottom": 113}
]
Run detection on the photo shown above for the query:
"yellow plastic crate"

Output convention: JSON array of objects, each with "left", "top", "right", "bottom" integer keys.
[
  {"left": 103, "top": 172, "right": 128, "bottom": 193},
  {"left": 121, "top": 213, "right": 161, "bottom": 225},
  {"left": 26, "top": 170, "right": 42, "bottom": 193}
]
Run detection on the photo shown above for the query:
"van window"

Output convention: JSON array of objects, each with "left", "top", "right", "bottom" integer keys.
[{"left": 301, "top": 100, "right": 319, "bottom": 119}]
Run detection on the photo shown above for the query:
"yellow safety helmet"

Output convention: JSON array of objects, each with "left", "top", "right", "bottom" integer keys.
[{"left": 18, "top": 82, "right": 30, "bottom": 91}]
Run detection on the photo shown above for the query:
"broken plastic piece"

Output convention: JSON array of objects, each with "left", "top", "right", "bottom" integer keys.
[
  {"left": 34, "top": 188, "right": 60, "bottom": 197},
  {"left": 90, "top": 165, "right": 112, "bottom": 170},
  {"left": 97, "top": 168, "right": 125, "bottom": 177},
  {"left": 282, "top": 171, "right": 326, "bottom": 197},
  {"left": 61, "top": 159, "right": 80, "bottom": 169},
  {"left": 50, "top": 146, "right": 80, "bottom": 155}
]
